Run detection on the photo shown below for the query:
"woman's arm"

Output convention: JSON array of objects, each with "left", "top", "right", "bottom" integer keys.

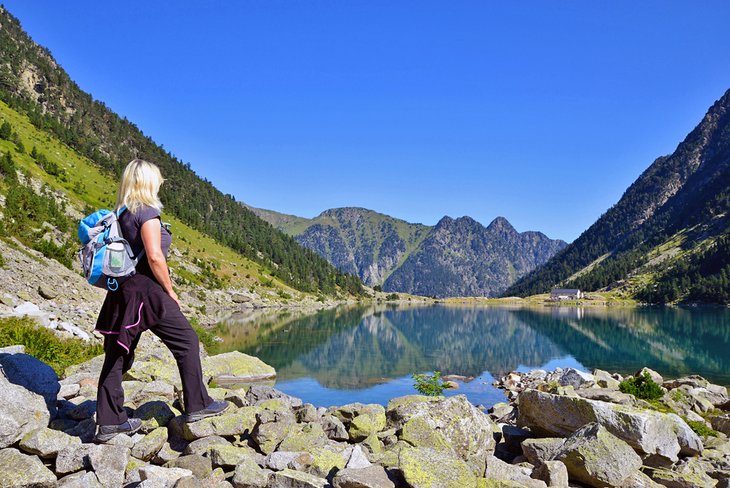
[{"left": 140, "top": 218, "right": 180, "bottom": 307}]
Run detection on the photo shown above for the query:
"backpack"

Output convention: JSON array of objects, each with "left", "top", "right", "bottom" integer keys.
[{"left": 78, "top": 207, "right": 143, "bottom": 291}]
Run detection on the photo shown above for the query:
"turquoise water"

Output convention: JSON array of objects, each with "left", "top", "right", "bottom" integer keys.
[{"left": 211, "top": 305, "right": 730, "bottom": 408}]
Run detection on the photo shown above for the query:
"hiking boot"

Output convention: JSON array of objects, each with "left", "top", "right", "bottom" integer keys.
[
  {"left": 93, "top": 417, "right": 143, "bottom": 443},
  {"left": 185, "top": 400, "right": 230, "bottom": 423}
]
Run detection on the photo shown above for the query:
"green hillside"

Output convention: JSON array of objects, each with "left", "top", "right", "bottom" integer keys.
[{"left": 0, "top": 6, "right": 362, "bottom": 296}]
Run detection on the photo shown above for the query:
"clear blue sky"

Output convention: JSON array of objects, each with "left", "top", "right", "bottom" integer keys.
[{"left": 5, "top": 1, "right": 730, "bottom": 242}]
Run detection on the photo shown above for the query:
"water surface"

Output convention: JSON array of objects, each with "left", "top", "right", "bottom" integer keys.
[{"left": 210, "top": 304, "right": 730, "bottom": 407}]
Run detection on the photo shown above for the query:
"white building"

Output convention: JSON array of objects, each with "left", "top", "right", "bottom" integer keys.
[{"left": 550, "top": 289, "right": 583, "bottom": 300}]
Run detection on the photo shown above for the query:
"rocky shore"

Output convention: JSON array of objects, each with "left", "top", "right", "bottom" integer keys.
[{"left": 1, "top": 324, "right": 729, "bottom": 488}]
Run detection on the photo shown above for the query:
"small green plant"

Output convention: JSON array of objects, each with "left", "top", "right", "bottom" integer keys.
[
  {"left": 0, "top": 317, "right": 103, "bottom": 375},
  {"left": 682, "top": 418, "right": 718, "bottom": 438},
  {"left": 670, "top": 389, "right": 687, "bottom": 403},
  {"left": 619, "top": 371, "right": 664, "bottom": 401},
  {"left": 386, "top": 293, "right": 399, "bottom": 301},
  {"left": 190, "top": 316, "right": 216, "bottom": 352},
  {"left": 277, "top": 290, "right": 292, "bottom": 300},
  {"left": 412, "top": 371, "right": 447, "bottom": 396}
]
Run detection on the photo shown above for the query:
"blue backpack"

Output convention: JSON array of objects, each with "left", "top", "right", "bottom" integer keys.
[{"left": 78, "top": 207, "right": 143, "bottom": 291}]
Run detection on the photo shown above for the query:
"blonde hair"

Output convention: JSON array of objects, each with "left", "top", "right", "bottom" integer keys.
[{"left": 116, "top": 159, "right": 164, "bottom": 214}]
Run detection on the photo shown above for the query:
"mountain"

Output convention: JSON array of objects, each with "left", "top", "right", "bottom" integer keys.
[
  {"left": 504, "top": 88, "right": 730, "bottom": 304},
  {"left": 251, "top": 206, "right": 567, "bottom": 298},
  {"left": 0, "top": 6, "right": 362, "bottom": 296}
]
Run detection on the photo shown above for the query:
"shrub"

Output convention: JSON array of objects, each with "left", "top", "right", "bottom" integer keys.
[
  {"left": 0, "top": 317, "right": 103, "bottom": 375},
  {"left": 386, "top": 293, "right": 399, "bottom": 301},
  {"left": 412, "top": 371, "right": 446, "bottom": 396},
  {"left": 619, "top": 371, "right": 664, "bottom": 401},
  {"left": 189, "top": 316, "right": 216, "bottom": 352},
  {"left": 682, "top": 418, "right": 718, "bottom": 438}
]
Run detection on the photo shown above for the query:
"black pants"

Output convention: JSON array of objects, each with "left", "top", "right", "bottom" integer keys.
[{"left": 96, "top": 306, "right": 213, "bottom": 426}]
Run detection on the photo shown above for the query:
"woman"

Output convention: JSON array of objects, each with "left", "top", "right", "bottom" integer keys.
[{"left": 94, "top": 159, "right": 228, "bottom": 443}]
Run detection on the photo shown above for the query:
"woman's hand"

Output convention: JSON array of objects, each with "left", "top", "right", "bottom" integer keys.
[
  {"left": 168, "top": 289, "right": 181, "bottom": 308},
  {"left": 141, "top": 218, "right": 177, "bottom": 304}
]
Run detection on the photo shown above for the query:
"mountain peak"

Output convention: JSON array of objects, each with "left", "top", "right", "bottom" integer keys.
[{"left": 487, "top": 216, "right": 517, "bottom": 233}]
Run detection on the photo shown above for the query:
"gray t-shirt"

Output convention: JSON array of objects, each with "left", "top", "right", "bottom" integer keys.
[{"left": 119, "top": 205, "right": 172, "bottom": 277}]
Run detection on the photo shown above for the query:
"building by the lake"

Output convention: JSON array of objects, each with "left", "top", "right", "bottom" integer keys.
[{"left": 550, "top": 289, "right": 583, "bottom": 300}]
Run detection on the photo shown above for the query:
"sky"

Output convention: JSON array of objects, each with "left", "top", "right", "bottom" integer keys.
[{"left": 5, "top": 1, "right": 730, "bottom": 242}]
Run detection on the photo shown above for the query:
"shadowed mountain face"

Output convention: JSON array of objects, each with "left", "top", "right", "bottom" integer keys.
[
  {"left": 249, "top": 206, "right": 566, "bottom": 298},
  {"left": 505, "top": 88, "right": 730, "bottom": 303}
]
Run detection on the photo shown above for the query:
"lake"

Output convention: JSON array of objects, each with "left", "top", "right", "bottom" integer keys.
[{"left": 209, "top": 304, "right": 730, "bottom": 408}]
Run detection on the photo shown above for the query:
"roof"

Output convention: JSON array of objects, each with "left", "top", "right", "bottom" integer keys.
[{"left": 550, "top": 289, "right": 581, "bottom": 294}]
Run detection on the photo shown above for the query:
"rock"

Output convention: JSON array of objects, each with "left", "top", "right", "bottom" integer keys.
[
  {"left": 57, "top": 471, "right": 104, "bottom": 487},
  {"left": 0, "top": 352, "right": 59, "bottom": 417},
  {"left": 17, "top": 291, "right": 32, "bottom": 302},
  {"left": 517, "top": 389, "right": 702, "bottom": 464},
  {"left": 530, "top": 460, "right": 569, "bottom": 487},
  {"left": 231, "top": 294, "right": 252, "bottom": 303},
  {"left": 251, "top": 409, "right": 296, "bottom": 454},
  {"left": 346, "top": 405, "right": 387, "bottom": 441},
  {"left": 320, "top": 415, "right": 349, "bottom": 441},
  {"left": 650, "top": 462, "right": 718, "bottom": 487},
  {"left": 332, "top": 465, "right": 396, "bottom": 488},
  {"left": 616, "top": 471, "right": 663, "bottom": 488},
  {"left": 136, "top": 400, "right": 179, "bottom": 432},
  {"left": 231, "top": 453, "right": 270, "bottom": 488},
  {"left": 268, "top": 469, "right": 328, "bottom": 488},
  {"left": 181, "top": 406, "right": 258, "bottom": 440},
  {"left": 89, "top": 444, "right": 130, "bottom": 487},
  {"left": 38, "top": 284, "right": 59, "bottom": 299},
  {"left": 58, "top": 383, "right": 81, "bottom": 399},
  {"left": 398, "top": 447, "right": 478, "bottom": 488},
  {"left": 305, "top": 445, "right": 348, "bottom": 478},
  {"left": 575, "top": 388, "right": 635, "bottom": 405},
  {"left": 265, "top": 451, "right": 311, "bottom": 471},
  {"left": 554, "top": 423, "right": 642, "bottom": 488},
  {"left": 502, "top": 425, "right": 532, "bottom": 455},
  {"left": 0, "top": 448, "right": 57, "bottom": 487},
  {"left": 202, "top": 351, "right": 276, "bottom": 385},
  {"left": 636, "top": 368, "right": 664, "bottom": 385},
  {"left": 58, "top": 322, "right": 90, "bottom": 341},
  {"left": 346, "top": 445, "right": 372, "bottom": 469},
  {"left": 555, "top": 368, "right": 595, "bottom": 388},
  {"left": 399, "top": 415, "right": 452, "bottom": 451},
  {"left": 663, "top": 376, "right": 709, "bottom": 390},
  {"left": 139, "top": 465, "right": 193, "bottom": 486},
  {"left": 67, "top": 399, "right": 96, "bottom": 421},
  {"left": 56, "top": 444, "right": 96, "bottom": 475},
  {"left": 484, "top": 455, "right": 547, "bottom": 488},
  {"left": 0, "top": 344, "right": 24, "bottom": 354},
  {"left": 165, "top": 453, "right": 212, "bottom": 479},
  {"left": 133, "top": 427, "right": 168, "bottom": 461},
  {"left": 224, "top": 388, "right": 249, "bottom": 408},
  {"left": 0, "top": 366, "right": 51, "bottom": 448},
  {"left": 153, "top": 442, "right": 182, "bottom": 465},
  {"left": 521, "top": 438, "right": 565, "bottom": 467},
  {"left": 209, "top": 445, "right": 256, "bottom": 469},
  {"left": 711, "top": 413, "right": 730, "bottom": 436},
  {"left": 183, "top": 436, "right": 230, "bottom": 456},
  {"left": 387, "top": 394, "right": 496, "bottom": 470},
  {"left": 488, "top": 402, "right": 515, "bottom": 422},
  {"left": 19, "top": 426, "right": 81, "bottom": 459},
  {"left": 277, "top": 422, "right": 328, "bottom": 453},
  {"left": 294, "top": 403, "right": 319, "bottom": 423},
  {"left": 245, "top": 385, "right": 302, "bottom": 408},
  {"left": 593, "top": 369, "right": 621, "bottom": 389}
]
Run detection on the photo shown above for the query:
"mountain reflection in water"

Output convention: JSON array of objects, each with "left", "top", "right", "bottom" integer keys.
[{"left": 211, "top": 305, "right": 730, "bottom": 407}]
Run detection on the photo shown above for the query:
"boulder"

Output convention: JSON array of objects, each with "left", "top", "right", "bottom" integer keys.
[
  {"left": 136, "top": 400, "right": 179, "bottom": 433},
  {"left": 19, "top": 426, "right": 81, "bottom": 459},
  {"left": 530, "top": 460, "right": 569, "bottom": 488},
  {"left": 398, "top": 447, "right": 478, "bottom": 488},
  {"left": 575, "top": 388, "right": 635, "bottom": 405},
  {"left": 209, "top": 444, "right": 257, "bottom": 469},
  {"left": 387, "top": 394, "right": 496, "bottom": 469},
  {"left": 89, "top": 444, "right": 130, "bottom": 487},
  {"left": 165, "top": 453, "right": 212, "bottom": 479},
  {"left": 57, "top": 471, "right": 104, "bottom": 487},
  {"left": 711, "top": 413, "right": 730, "bottom": 436},
  {"left": 231, "top": 453, "right": 270, "bottom": 488},
  {"left": 202, "top": 351, "right": 276, "bottom": 385},
  {"left": 521, "top": 438, "right": 565, "bottom": 467},
  {"left": 333, "top": 465, "right": 396, "bottom": 488},
  {"left": 616, "top": 471, "right": 663, "bottom": 488},
  {"left": 636, "top": 368, "right": 664, "bottom": 386},
  {"left": 265, "top": 451, "right": 312, "bottom": 471},
  {"left": 0, "top": 448, "right": 57, "bottom": 488},
  {"left": 0, "top": 366, "right": 51, "bottom": 448},
  {"left": 56, "top": 444, "right": 96, "bottom": 475},
  {"left": 268, "top": 469, "right": 329, "bottom": 488},
  {"left": 183, "top": 435, "right": 230, "bottom": 456},
  {"left": 0, "top": 352, "right": 59, "bottom": 417},
  {"left": 132, "top": 427, "right": 168, "bottom": 461},
  {"left": 555, "top": 368, "right": 595, "bottom": 388},
  {"left": 38, "top": 283, "right": 59, "bottom": 299},
  {"left": 518, "top": 389, "right": 702, "bottom": 463},
  {"left": 139, "top": 465, "right": 193, "bottom": 486},
  {"left": 346, "top": 445, "right": 372, "bottom": 469},
  {"left": 277, "top": 422, "right": 329, "bottom": 452},
  {"left": 181, "top": 406, "right": 258, "bottom": 440},
  {"left": 320, "top": 414, "right": 349, "bottom": 441},
  {"left": 245, "top": 385, "right": 302, "bottom": 408},
  {"left": 484, "top": 455, "right": 547, "bottom": 488},
  {"left": 152, "top": 442, "right": 182, "bottom": 465},
  {"left": 294, "top": 404, "right": 319, "bottom": 423},
  {"left": 554, "top": 423, "right": 642, "bottom": 488}
]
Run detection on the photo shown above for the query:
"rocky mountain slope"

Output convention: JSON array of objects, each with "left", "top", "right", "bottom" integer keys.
[
  {"left": 504, "top": 87, "right": 730, "bottom": 304},
  {"left": 251, "top": 206, "right": 566, "bottom": 298}
]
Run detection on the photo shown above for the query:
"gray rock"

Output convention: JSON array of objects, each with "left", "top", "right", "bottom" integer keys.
[
  {"left": 183, "top": 435, "right": 230, "bottom": 456},
  {"left": 521, "top": 438, "right": 565, "bottom": 466},
  {"left": 231, "top": 453, "right": 270, "bottom": 488},
  {"left": 245, "top": 384, "right": 301, "bottom": 408},
  {"left": 136, "top": 400, "right": 178, "bottom": 433},
  {"left": 203, "top": 352, "right": 277, "bottom": 385},
  {"left": 554, "top": 423, "right": 642, "bottom": 488},
  {"left": 636, "top": 367, "right": 664, "bottom": 385},
  {"left": 133, "top": 427, "right": 168, "bottom": 461},
  {"left": 153, "top": 442, "right": 182, "bottom": 465},
  {"left": 531, "top": 460, "right": 569, "bottom": 488},
  {"left": 575, "top": 388, "right": 635, "bottom": 405},
  {"left": 182, "top": 406, "right": 259, "bottom": 440},
  {"left": 89, "top": 444, "right": 130, "bottom": 487},
  {"left": 0, "top": 367, "right": 51, "bottom": 448},
  {"left": 266, "top": 451, "right": 310, "bottom": 471},
  {"left": 294, "top": 403, "right": 319, "bottom": 423},
  {"left": 19, "top": 426, "right": 81, "bottom": 459},
  {"left": 502, "top": 425, "right": 532, "bottom": 455},
  {"left": 58, "top": 383, "right": 81, "bottom": 399},
  {"left": 38, "top": 283, "right": 59, "bottom": 299},
  {"left": 57, "top": 471, "right": 103, "bottom": 488},
  {"left": 555, "top": 368, "right": 595, "bottom": 388},
  {"left": 139, "top": 465, "right": 193, "bottom": 486},
  {"left": 484, "top": 455, "right": 547, "bottom": 488},
  {"left": 208, "top": 444, "right": 256, "bottom": 469},
  {"left": 224, "top": 388, "right": 249, "bottom": 408},
  {"left": 67, "top": 399, "right": 96, "bottom": 421},
  {"left": 268, "top": 469, "right": 329, "bottom": 488},
  {"left": 518, "top": 389, "right": 702, "bottom": 464},
  {"left": 711, "top": 414, "right": 730, "bottom": 436},
  {"left": 56, "top": 443, "right": 96, "bottom": 475},
  {"left": 0, "top": 352, "right": 59, "bottom": 417},
  {"left": 663, "top": 375, "right": 709, "bottom": 390},
  {"left": 397, "top": 447, "right": 478, "bottom": 488},
  {"left": 616, "top": 470, "right": 663, "bottom": 488},
  {"left": 333, "top": 465, "right": 396, "bottom": 488},
  {"left": 0, "top": 344, "right": 24, "bottom": 354},
  {"left": 346, "top": 444, "right": 372, "bottom": 469},
  {"left": 0, "top": 448, "right": 57, "bottom": 488},
  {"left": 320, "top": 414, "right": 349, "bottom": 441},
  {"left": 165, "top": 453, "right": 212, "bottom": 479}
]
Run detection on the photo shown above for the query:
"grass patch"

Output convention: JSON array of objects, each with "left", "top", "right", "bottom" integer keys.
[
  {"left": 0, "top": 316, "right": 103, "bottom": 375},
  {"left": 682, "top": 417, "right": 719, "bottom": 438},
  {"left": 190, "top": 316, "right": 217, "bottom": 352},
  {"left": 619, "top": 372, "right": 664, "bottom": 401}
]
